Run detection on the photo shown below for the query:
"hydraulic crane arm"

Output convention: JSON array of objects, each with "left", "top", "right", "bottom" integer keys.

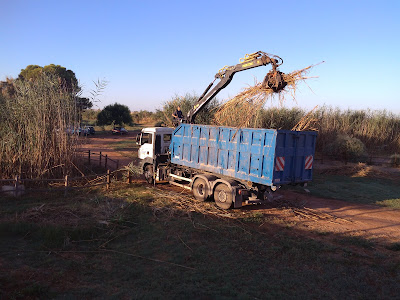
[{"left": 186, "top": 51, "right": 287, "bottom": 124}]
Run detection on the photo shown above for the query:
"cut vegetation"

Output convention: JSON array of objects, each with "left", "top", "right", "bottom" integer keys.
[{"left": 1, "top": 181, "right": 399, "bottom": 299}]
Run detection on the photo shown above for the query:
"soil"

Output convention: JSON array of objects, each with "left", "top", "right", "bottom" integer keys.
[
  {"left": 80, "top": 134, "right": 400, "bottom": 245},
  {"left": 251, "top": 190, "right": 400, "bottom": 244},
  {"left": 79, "top": 132, "right": 140, "bottom": 167}
]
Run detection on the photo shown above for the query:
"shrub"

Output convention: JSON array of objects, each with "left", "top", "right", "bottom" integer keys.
[
  {"left": 97, "top": 103, "right": 133, "bottom": 126},
  {"left": 157, "top": 93, "right": 219, "bottom": 126},
  {"left": 324, "top": 134, "right": 368, "bottom": 162}
]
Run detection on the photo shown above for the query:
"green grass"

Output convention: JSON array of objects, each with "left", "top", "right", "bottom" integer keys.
[
  {"left": 111, "top": 140, "right": 136, "bottom": 151},
  {"left": 299, "top": 173, "right": 400, "bottom": 208},
  {"left": 0, "top": 184, "right": 399, "bottom": 299},
  {"left": 376, "top": 198, "right": 400, "bottom": 208}
]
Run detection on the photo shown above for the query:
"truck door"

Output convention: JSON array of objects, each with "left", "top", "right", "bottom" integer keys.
[{"left": 138, "top": 132, "right": 154, "bottom": 159}]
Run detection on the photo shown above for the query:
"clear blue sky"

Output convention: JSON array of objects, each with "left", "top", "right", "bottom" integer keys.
[{"left": 1, "top": 0, "right": 399, "bottom": 113}]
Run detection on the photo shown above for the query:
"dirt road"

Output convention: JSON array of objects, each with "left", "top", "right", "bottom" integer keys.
[
  {"left": 81, "top": 134, "right": 400, "bottom": 244},
  {"left": 253, "top": 190, "right": 400, "bottom": 244},
  {"left": 79, "top": 132, "right": 139, "bottom": 167}
]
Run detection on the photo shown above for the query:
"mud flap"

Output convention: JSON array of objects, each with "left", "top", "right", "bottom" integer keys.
[{"left": 233, "top": 187, "right": 243, "bottom": 208}]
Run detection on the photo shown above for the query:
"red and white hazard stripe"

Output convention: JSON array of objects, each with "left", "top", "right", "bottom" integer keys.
[
  {"left": 305, "top": 155, "right": 313, "bottom": 170},
  {"left": 275, "top": 157, "right": 285, "bottom": 171}
]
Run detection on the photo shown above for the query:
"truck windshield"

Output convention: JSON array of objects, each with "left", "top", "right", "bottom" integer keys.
[{"left": 141, "top": 133, "right": 153, "bottom": 145}]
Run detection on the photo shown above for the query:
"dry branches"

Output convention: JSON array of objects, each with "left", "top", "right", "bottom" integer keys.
[
  {"left": 214, "top": 63, "right": 321, "bottom": 128},
  {"left": 292, "top": 105, "right": 319, "bottom": 131}
]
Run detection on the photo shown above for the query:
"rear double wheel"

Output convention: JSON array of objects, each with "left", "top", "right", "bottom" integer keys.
[
  {"left": 214, "top": 183, "right": 233, "bottom": 210},
  {"left": 192, "top": 178, "right": 208, "bottom": 201}
]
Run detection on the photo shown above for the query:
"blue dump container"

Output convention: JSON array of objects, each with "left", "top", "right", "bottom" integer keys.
[{"left": 170, "top": 124, "right": 317, "bottom": 187}]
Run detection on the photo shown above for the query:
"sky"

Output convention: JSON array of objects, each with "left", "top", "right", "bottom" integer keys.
[{"left": 1, "top": 0, "right": 399, "bottom": 113}]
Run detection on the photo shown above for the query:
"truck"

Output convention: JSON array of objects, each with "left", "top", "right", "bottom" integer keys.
[{"left": 137, "top": 51, "right": 317, "bottom": 209}]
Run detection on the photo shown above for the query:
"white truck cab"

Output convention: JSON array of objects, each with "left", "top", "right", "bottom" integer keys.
[
  {"left": 137, "top": 127, "right": 174, "bottom": 160},
  {"left": 137, "top": 127, "right": 174, "bottom": 183}
]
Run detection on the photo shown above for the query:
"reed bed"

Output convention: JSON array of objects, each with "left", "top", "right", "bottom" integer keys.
[
  {"left": 0, "top": 73, "right": 80, "bottom": 179},
  {"left": 221, "top": 106, "right": 400, "bottom": 154}
]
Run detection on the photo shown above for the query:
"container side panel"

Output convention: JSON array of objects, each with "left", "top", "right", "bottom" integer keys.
[
  {"left": 261, "top": 131, "right": 276, "bottom": 180},
  {"left": 238, "top": 152, "right": 250, "bottom": 174},
  {"left": 228, "top": 150, "right": 236, "bottom": 171},
  {"left": 217, "top": 149, "right": 228, "bottom": 169},
  {"left": 170, "top": 125, "right": 318, "bottom": 186},
  {"left": 250, "top": 154, "right": 262, "bottom": 176}
]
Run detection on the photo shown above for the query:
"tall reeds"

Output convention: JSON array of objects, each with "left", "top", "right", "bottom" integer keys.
[
  {"left": 219, "top": 106, "right": 400, "bottom": 154},
  {"left": 0, "top": 73, "right": 80, "bottom": 179},
  {"left": 313, "top": 107, "right": 400, "bottom": 153}
]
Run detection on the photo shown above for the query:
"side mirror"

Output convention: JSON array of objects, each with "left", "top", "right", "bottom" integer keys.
[{"left": 135, "top": 134, "right": 140, "bottom": 145}]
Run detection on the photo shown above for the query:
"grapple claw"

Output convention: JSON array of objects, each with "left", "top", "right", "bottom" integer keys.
[{"left": 263, "top": 70, "right": 287, "bottom": 92}]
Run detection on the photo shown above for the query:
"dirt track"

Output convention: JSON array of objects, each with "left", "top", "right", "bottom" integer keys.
[
  {"left": 79, "top": 133, "right": 138, "bottom": 167},
  {"left": 257, "top": 190, "right": 400, "bottom": 244},
  {"left": 80, "top": 134, "right": 400, "bottom": 244}
]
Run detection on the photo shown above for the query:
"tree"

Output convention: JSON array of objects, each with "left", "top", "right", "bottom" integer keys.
[
  {"left": 19, "top": 64, "right": 80, "bottom": 95},
  {"left": 97, "top": 103, "right": 133, "bottom": 126},
  {"left": 76, "top": 97, "right": 93, "bottom": 110},
  {"left": 18, "top": 64, "right": 93, "bottom": 113}
]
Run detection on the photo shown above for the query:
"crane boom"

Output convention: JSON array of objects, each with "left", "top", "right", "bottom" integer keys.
[{"left": 186, "top": 51, "right": 287, "bottom": 124}]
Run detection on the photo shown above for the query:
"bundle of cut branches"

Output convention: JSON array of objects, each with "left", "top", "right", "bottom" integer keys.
[
  {"left": 291, "top": 105, "right": 319, "bottom": 131},
  {"left": 214, "top": 64, "right": 320, "bottom": 128}
]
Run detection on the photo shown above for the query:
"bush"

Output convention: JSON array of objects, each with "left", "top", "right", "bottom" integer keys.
[
  {"left": 157, "top": 93, "right": 219, "bottom": 126},
  {"left": 324, "top": 134, "right": 368, "bottom": 162},
  {"left": 97, "top": 103, "right": 133, "bottom": 126},
  {"left": 131, "top": 110, "right": 157, "bottom": 125}
]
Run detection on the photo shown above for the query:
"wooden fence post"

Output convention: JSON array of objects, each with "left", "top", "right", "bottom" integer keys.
[
  {"left": 106, "top": 170, "right": 111, "bottom": 190},
  {"left": 99, "top": 151, "right": 102, "bottom": 166},
  {"left": 105, "top": 154, "right": 108, "bottom": 169},
  {"left": 127, "top": 170, "right": 132, "bottom": 184},
  {"left": 64, "top": 175, "right": 69, "bottom": 196},
  {"left": 88, "top": 150, "right": 91, "bottom": 165}
]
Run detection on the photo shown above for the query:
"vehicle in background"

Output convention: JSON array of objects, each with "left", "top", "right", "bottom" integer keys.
[
  {"left": 84, "top": 126, "right": 95, "bottom": 135},
  {"left": 66, "top": 126, "right": 89, "bottom": 136},
  {"left": 112, "top": 126, "right": 128, "bottom": 135}
]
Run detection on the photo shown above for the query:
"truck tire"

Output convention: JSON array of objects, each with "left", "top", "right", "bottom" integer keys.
[
  {"left": 192, "top": 178, "right": 208, "bottom": 201},
  {"left": 214, "top": 183, "right": 233, "bottom": 209},
  {"left": 144, "top": 164, "right": 154, "bottom": 184}
]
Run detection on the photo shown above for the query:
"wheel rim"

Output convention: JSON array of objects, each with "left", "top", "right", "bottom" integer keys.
[
  {"left": 217, "top": 190, "right": 227, "bottom": 203},
  {"left": 197, "top": 183, "right": 205, "bottom": 196}
]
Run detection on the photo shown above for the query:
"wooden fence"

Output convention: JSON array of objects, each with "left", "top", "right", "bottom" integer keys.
[
  {"left": 78, "top": 150, "right": 120, "bottom": 170},
  {"left": 0, "top": 169, "right": 134, "bottom": 198}
]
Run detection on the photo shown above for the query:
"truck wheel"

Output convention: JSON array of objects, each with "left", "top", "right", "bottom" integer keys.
[
  {"left": 192, "top": 178, "right": 208, "bottom": 201},
  {"left": 214, "top": 183, "right": 233, "bottom": 210},
  {"left": 144, "top": 164, "right": 154, "bottom": 184}
]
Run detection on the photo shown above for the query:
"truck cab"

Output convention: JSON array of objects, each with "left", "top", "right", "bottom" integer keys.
[{"left": 137, "top": 127, "right": 174, "bottom": 182}]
